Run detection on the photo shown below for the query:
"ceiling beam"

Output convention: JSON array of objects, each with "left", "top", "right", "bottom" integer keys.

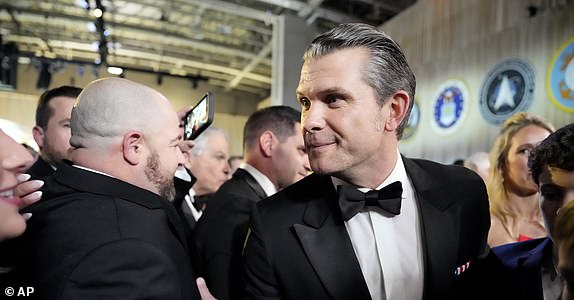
[
  {"left": 253, "top": 0, "right": 361, "bottom": 24},
  {"left": 226, "top": 41, "right": 272, "bottom": 90}
]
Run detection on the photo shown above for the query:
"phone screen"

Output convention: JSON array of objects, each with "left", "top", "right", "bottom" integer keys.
[{"left": 184, "top": 92, "right": 213, "bottom": 140}]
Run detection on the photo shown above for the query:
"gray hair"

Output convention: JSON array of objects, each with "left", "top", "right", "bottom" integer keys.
[
  {"left": 303, "top": 23, "right": 416, "bottom": 140},
  {"left": 191, "top": 127, "right": 228, "bottom": 156}
]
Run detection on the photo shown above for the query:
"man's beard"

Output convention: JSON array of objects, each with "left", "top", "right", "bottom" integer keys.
[{"left": 145, "top": 150, "right": 176, "bottom": 201}]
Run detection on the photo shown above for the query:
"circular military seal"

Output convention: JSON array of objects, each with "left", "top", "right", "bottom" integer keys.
[
  {"left": 431, "top": 79, "right": 469, "bottom": 135},
  {"left": 402, "top": 100, "right": 420, "bottom": 140},
  {"left": 479, "top": 58, "right": 535, "bottom": 125},
  {"left": 546, "top": 36, "right": 574, "bottom": 113}
]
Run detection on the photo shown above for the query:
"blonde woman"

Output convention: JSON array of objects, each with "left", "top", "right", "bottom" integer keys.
[{"left": 487, "top": 112, "right": 555, "bottom": 247}]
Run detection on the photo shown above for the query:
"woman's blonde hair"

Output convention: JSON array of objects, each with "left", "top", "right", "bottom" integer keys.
[{"left": 487, "top": 112, "right": 554, "bottom": 224}]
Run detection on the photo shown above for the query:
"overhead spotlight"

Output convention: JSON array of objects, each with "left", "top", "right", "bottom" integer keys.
[
  {"left": 93, "top": 8, "right": 103, "bottom": 18},
  {"left": 107, "top": 66, "right": 123, "bottom": 75}
]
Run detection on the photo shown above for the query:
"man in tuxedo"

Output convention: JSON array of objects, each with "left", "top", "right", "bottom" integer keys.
[
  {"left": 493, "top": 123, "right": 574, "bottom": 299},
  {"left": 8, "top": 78, "right": 206, "bottom": 299},
  {"left": 27, "top": 85, "right": 82, "bottom": 179},
  {"left": 241, "top": 23, "right": 490, "bottom": 300},
  {"left": 174, "top": 127, "right": 231, "bottom": 239},
  {"left": 192, "top": 106, "right": 310, "bottom": 299}
]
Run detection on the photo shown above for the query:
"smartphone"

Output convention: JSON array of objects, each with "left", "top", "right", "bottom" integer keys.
[{"left": 184, "top": 92, "right": 214, "bottom": 140}]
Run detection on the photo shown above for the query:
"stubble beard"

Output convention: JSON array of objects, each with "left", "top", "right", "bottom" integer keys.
[{"left": 145, "top": 150, "right": 176, "bottom": 202}]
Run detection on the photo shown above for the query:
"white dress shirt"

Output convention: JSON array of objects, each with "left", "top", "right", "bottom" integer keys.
[
  {"left": 240, "top": 163, "right": 277, "bottom": 197},
  {"left": 333, "top": 153, "right": 424, "bottom": 300}
]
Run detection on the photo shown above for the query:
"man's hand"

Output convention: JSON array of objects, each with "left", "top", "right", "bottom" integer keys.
[{"left": 197, "top": 277, "right": 217, "bottom": 300}]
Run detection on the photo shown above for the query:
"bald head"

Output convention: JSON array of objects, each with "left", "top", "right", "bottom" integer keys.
[{"left": 70, "top": 78, "right": 177, "bottom": 150}]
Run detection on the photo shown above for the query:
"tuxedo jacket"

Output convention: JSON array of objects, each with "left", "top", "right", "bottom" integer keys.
[
  {"left": 7, "top": 163, "right": 200, "bottom": 299},
  {"left": 492, "top": 238, "right": 554, "bottom": 300},
  {"left": 242, "top": 157, "right": 490, "bottom": 300},
  {"left": 26, "top": 156, "right": 54, "bottom": 180},
  {"left": 192, "top": 168, "right": 267, "bottom": 300}
]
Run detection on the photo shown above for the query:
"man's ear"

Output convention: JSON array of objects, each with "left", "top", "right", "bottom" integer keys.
[
  {"left": 384, "top": 90, "right": 410, "bottom": 132},
  {"left": 32, "top": 126, "right": 45, "bottom": 149},
  {"left": 258, "top": 131, "right": 275, "bottom": 158},
  {"left": 122, "top": 131, "right": 145, "bottom": 165}
]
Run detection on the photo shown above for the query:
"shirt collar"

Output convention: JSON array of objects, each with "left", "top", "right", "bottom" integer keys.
[
  {"left": 72, "top": 164, "right": 115, "bottom": 178},
  {"left": 241, "top": 163, "right": 277, "bottom": 197}
]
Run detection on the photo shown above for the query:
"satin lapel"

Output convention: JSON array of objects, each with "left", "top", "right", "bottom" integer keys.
[
  {"left": 403, "top": 158, "right": 458, "bottom": 298},
  {"left": 292, "top": 175, "right": 371, "bottom": 300}
]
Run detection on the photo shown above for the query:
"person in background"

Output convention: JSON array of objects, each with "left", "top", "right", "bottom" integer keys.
[
  {"left": 464, "top": 151, "right": 490, "bottom": 183},
  {"left": 174, "top": 127, "right": 231, "bottom": 238},
  {"left": 241, "top": 23, "right": 490, "bottom": 300},
  {"left": 4, "top": 78, "right": 213, "bottom": 299},
  {"left": 493, "top": 123, "right": 574, "bottom": 300},
  {"left": 487, "top": 112, "right": 554, "bottom": 247},
  {"left": 28, "top": 86, "right": 82, "bottom": 179},
  {"left": 554, "top": 200, "right": 574, "bottom": 300},
  {"left": 228, "top": 155, "right": 243, "bottom": 175},
  {"left": 0, "top": 130, "right": 43, "bottom": 241},
  {"left": 191, "top": 105, "right": 310, "bottom": 300}
]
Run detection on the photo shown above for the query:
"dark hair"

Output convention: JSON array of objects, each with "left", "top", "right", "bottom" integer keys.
[
  {"left": 35, "top": 85, "right": 82, "bottom": 129},
  {"left": 529, "top": 123, "right": 574, "bottom": 185},
  {"left": 244, "top": 106, "right": 300, "bottom": 150},
  {"left": 303, "top": 23, "right": 416, "bottom": 139}
]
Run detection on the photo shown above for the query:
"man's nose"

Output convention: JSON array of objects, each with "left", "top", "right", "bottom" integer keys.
[{"left": 302, "top": 101, "right": 326, "bottom": 133}]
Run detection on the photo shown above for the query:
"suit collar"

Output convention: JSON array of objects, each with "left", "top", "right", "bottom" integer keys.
[
  {"left": 53, "top": 162, "right": 188, "bottom": 249},
  {"left": 241, "top": 164, "right": 277, "bottom": 196},
  {"left": 233, "top": 168, "right": 268, "bottom": 200},
  {"left": 55, "top": 162, "right": 163, "bottom": 208}
]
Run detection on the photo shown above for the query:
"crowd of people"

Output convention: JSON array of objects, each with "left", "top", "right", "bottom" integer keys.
[{"left": 0, "top": 22, "right": 572, "bottom": 300}]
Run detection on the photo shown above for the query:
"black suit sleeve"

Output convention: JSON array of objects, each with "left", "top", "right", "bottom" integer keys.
[
  {"left": 62, "top": 239, "right": 182, "bottom": 300},
  {"left": 241, "top": 205, "right": 280, "bottom": 300},
  {"left": 199, "top": 196, "right": 255, "bottom": 300}
]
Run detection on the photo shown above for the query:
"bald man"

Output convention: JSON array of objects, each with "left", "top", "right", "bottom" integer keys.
[{"left": 4, "top": 78, "right": 203, "bottom": 299}]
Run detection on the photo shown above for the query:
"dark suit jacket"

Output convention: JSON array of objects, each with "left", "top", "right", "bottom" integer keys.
[
  {"left": 192, "top": 168, "right": 267, "bottom": 300},
  {"left": 242, "top": 157, "right": 490, "bottom": 300},
  {"left": 6, "top": 163, "right": 200, "bottom": 299},
  {"left": 492, "top": 238, "right": 554, "bottom": 300},
  {"left": 174, "top": 175, "right": 197, "bottom": 245},
  {"left": 26, "top": 156, "right": 54, "bottom": 180}
]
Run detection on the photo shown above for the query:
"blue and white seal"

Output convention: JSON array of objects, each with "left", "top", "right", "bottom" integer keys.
[
  {"left": 431, "top": 79, "right": 469, "bottom": 135},
  {"left": 479, "top": 58, "right": 535, "bottom": 125}
]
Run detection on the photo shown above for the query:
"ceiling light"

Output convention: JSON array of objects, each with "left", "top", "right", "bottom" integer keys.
[
  {"left": 107, "top": 66, "right": 123, "bottom": 75},
  {"left": 93, "top": 8, "right": 103, "bottom": 18},
  {"left": 18, "top": 57, "right": 31, "bottom": 64}
]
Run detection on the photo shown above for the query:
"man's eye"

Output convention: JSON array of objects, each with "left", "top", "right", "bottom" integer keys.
[
  {"left": 299, "top": 98, "right": 310, "bottom": 109},
  {"left": 325, "top": 95, "right": 338, "bottom": 104}
]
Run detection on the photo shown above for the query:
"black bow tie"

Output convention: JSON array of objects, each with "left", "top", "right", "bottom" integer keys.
[{"left": 337, "top": 181, "right": 403, "bottom": 221}]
